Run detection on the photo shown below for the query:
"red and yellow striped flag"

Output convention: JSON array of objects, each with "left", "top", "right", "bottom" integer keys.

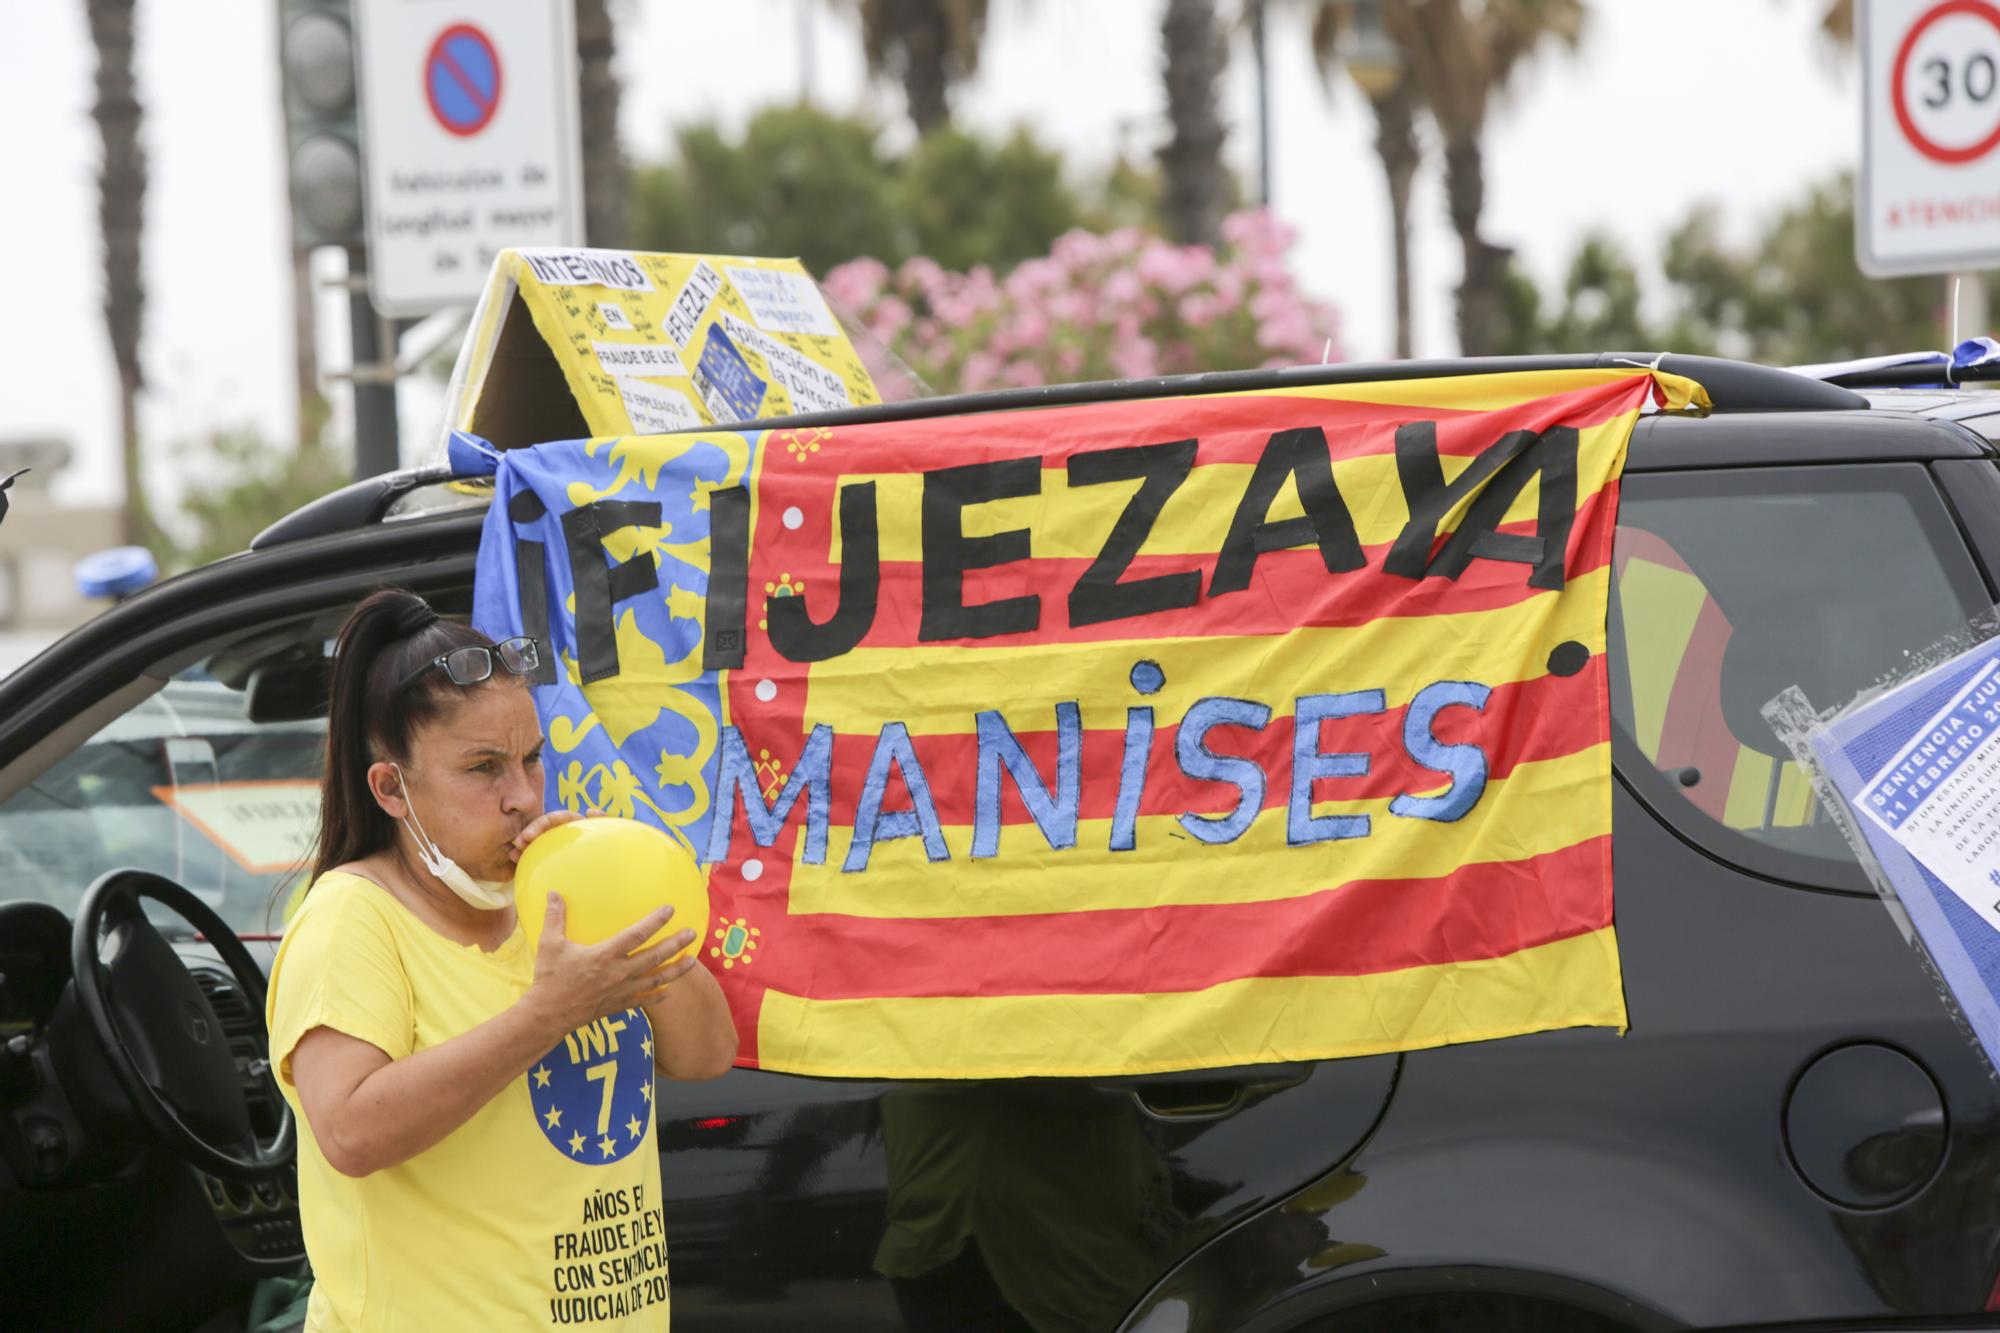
[{"left": 479, "top": 368, "right": 1706, "bottom": 1077}]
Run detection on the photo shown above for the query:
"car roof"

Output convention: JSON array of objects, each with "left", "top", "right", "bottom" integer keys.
[
  {"left": 257, "top": 351, "right": 1904, "bottom": 551},
  {"left": 256, "top": 360, "right": 1993, "bottom": 544},
  {"left": 1629, "top": 401, "right": 1995, "bottom": 471},
  {"left": 1865, "top": 387, "right": 2000, "bottom": 441}
]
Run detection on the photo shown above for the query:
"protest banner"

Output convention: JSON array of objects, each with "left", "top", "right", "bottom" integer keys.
[{"left": 473, "top": 366, "right": 1707, "bottom": 1077}]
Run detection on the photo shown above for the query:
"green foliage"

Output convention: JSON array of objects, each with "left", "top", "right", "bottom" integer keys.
[
  {"left": 1659, "top": 176, "right": 1978, "bottom": 364},
  {"left": 899, "top": 127, "right": 1080, "bottom": 271},
  {"left": 1082, "top": 153, "right": 1169, "bottom": 234},
  {"left": 628, "top": 106, "right": 904, "bottom": 277},
  {"left": 156, "top": 399, "right": 349, "bottom": 572},
  {"left": 628, "top": 104, "right": 1157, "bottom": 278},
  {"left": 1500, "top": 173, "right": 1993, "bottom": 363},
  {"left": 1492, "top": 235, "right": 1655, "bottom": 356}
]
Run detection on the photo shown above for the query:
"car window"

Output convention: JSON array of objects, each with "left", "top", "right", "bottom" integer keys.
[
  {"left": 1610, "top": 463, "right": 1991, "bottom": 886},
  {"left": 0, "top": 671, "right": 324, "bottom": 935}
]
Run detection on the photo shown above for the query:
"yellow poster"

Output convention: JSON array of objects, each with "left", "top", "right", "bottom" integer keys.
[{"left": 445, "top": 247, "right": 880, "bottom": 450}]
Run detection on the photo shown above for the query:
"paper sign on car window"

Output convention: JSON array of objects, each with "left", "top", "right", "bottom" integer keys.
[
  {"left": 1856, "top": 654, "right": 2000, "bottom": 936},
  {"left": 151, "top": 781, "right": 319, "bottom": 876}
]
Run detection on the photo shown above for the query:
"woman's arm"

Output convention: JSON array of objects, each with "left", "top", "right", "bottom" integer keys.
[
  {"left": 644, "top": 959, "right": 738, "bottom": 1081},
  {"left": 290, "top": 896, "right": 695, "bottom": 1177},
  {"left": 290, "top": 997, "right": 563, "bottom": 1177}
]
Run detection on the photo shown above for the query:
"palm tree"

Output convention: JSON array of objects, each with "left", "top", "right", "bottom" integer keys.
[
  {"left": 1389, "top": 0, "right": 1586, "bottom": 355},
  {"left": 576, "top": 0, "right": 627, "bottom": 246},
  {"left": 847, "top": 0, "right": 990, "bottom": 135},
  {"left": 1307, "top": 1, "right": 1421, "bottom": 356},
  {"left": 85, "top": 0, "right": 147, "bottom": 545},
  {"left": 1159, "top": 0, "right": 1230, "bottom": 248}
]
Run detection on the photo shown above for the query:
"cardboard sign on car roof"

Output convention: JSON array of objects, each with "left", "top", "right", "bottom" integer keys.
[{"left": 441, "top": 247, "right": 882, "bottom": 452}]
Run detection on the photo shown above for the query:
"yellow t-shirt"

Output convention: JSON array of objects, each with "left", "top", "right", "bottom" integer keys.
[{"left": 267, "top": 871, "right": 670, "bottom": 1331}]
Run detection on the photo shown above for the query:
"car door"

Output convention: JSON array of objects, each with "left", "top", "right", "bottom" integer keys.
[
  {"left": 653, "top": 1052, "right": 1395, "bottom": 1329},
  {"left": 1122, "top": 443, "right": 2000, "bottom": 1333},
  {"left": 0, "top": 503, "right": 1397, "bottom": 1332}
]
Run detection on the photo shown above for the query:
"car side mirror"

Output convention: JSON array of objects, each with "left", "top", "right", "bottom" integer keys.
[{"left": 0, "top": 468, "right": 27, "bottom": 531}]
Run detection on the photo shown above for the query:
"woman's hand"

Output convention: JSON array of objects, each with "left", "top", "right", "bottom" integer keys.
[
  {"left": 525, "top": 894, "right": 700, "bottom": 1036},
  {"left": 511, "top": 807, "right": 697, "bottom": 1035}
]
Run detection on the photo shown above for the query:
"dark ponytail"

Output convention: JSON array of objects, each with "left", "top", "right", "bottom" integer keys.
[{"left": 305, "top": 588, "right": 508, "bottom": 887}]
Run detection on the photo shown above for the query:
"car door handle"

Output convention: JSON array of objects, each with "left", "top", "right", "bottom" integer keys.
[{"left": 1091, "top": 1062, "right": 1313, "bottom": 1122}]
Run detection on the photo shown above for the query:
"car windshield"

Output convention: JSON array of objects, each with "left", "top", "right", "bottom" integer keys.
[{"left": 0, "top": 672, "right": 324, "bottom": 936}]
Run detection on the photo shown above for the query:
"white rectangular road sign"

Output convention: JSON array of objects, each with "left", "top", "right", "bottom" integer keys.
[
  {"left": 353, "top": 0, "right": 584, "bottom": 315},
  {"left": 1860, "top": 0, "right": 2000, "bottom": 276}
]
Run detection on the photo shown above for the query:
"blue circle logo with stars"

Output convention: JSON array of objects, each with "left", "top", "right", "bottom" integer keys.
[{"left": 528, "top": 1008, "right": 657, "bottom": 1165}]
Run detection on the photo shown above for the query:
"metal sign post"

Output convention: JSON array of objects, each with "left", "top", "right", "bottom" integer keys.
[{"left": 344, "top": 247, "right": 401, "bottom": 477}]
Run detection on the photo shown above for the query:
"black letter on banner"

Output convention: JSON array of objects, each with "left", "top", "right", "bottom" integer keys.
[
  {"left": 561, "top": 500, "right": 663, "bottom": 684},
  {"left": 703, "top": 487, "right": 751, "bottom": 671},
  {"left": 1066, "top": 439, "right": 1201, "bottom": 628},
  {"left": 920, "top": 456, "right": 1041, "bottom": 641},
  {"left": 1386, "top": 422, "right": 1578, "bottom": 590},
  {"left": 769, "top": 482, "right": 880, "bottom": 662},
  {"left": 1208, "top": 426, "right": 1364, "bottom": 597},
  {"left": 512, "top": 541, "right": 561, "bottom": 684},
  {"left": 508, "top": 491, "right": 559, "bottom": 685}
]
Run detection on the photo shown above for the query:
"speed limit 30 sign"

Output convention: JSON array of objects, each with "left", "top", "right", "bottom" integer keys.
[{"left": 1861, "top": 0, "right": 2000, "bottom": 275}]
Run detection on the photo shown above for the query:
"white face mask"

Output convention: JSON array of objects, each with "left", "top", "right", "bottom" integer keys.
[{"left": 391, "top": 763, "right": 515, "bottom": 911}]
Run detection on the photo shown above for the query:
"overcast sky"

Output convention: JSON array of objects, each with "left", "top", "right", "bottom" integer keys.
[{"left": 0, "top": 0, "right": 1857, "bottom": 508}]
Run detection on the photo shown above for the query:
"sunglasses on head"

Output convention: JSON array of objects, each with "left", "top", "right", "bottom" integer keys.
[{"left": 397, "top": 636, "right": 541, "bottom": 693}]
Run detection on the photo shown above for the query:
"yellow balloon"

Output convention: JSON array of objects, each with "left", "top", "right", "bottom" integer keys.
[{"left": 515, "top": 817, "right": 709, "bottom": 964}]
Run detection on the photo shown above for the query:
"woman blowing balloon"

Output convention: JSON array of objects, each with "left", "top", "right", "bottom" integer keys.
[{"left": 267, "top": 589, "right": 736, "bottom": 1330}]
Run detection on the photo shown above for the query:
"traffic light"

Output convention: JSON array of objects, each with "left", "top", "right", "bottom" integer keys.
[{"left": 279, "top": 0, "right": 363, "bottom": 249}]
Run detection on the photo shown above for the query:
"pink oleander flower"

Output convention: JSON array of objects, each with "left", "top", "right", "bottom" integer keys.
[
  {"left": 1257, "top": 312, "right": 1316, "bottom": 354},
  {"left": 829, "top": 207, "right": 1340, "bottom": 393},
  {"left": 1249, "top": 288, "right": 1294, "bottom": 324},
  {"left": 1107, "top": 226, "right": 1149, "bottom": 257},
  {"left": 1051, "top": 228, "right": 1110, "bottom": 269},
  {"left": 1007, "top": 308, "right": 1050, "bottom": 347},
  {"left": 1213, "top": 268, "right": 1245, "bottom": 310},
  {"left": 822, "top": 256, "right": 889, "bottom": 310},
  {"left": 1101, "top": 268, "right": 1145, "bottom": 308},
  {"left": 961, "top": 351, "right": 1003, "bottom": 392},
  {"left": 898, "top": 255, "right": 947, "bottom": 297},
  {"left": 1006, "top": 256, "right": 1066, "bottom": 301},
  {"left": 1136, "top": 242, "right": 1213, "bottom": 296},
  {"left": 1110, "top": 335, "right": 1160, "bottom": 380},
  {"left": 1223, "top": 207, "right": 1297, "bottom": 259},
  {"left": 1003, "top": 358, "right": 1045, "bottom": 388},
  {"left": 1046, "top": 289, "right": 1092, "bottom": 325},
  {"left": 868, "top": 295, "right": 913, "bottom": 342},
  {"left": 1179, "top": 293, "right": 1218, "bottom": 329}
]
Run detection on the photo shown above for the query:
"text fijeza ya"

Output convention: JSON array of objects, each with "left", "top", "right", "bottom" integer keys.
[{"left": 502, "top": 422, "right": 1581, "bottom": 871}]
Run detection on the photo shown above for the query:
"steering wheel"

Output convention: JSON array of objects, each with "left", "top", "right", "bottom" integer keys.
[{"left": 70, "top": 869, "right": 295, "bottom": 1177}]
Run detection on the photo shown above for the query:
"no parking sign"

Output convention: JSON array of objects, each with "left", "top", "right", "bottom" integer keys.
[
  {"left": 354, "top": 0, "right": 583, "bottom": 314},
  {"left": 425, "top": 24, "right": 503, "bottom": 138},
  {"left": 1860, "top": 0, "right": 2000, "bottom": 275}
]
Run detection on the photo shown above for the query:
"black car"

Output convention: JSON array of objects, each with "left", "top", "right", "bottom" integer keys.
[{"left": 5, "top": 353, "right": 2000, "bottom": 1332}]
